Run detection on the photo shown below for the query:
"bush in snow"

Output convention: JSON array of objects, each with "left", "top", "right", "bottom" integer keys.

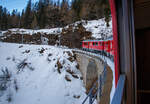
[
  {"left": 0, "top": 67, "right": 14, "bottom": 103},
  {"left": 38, "top": 48, "right": 45, "bottom": 54},
  {"left": 0, "top": 67, "right": 11, "bottom": 91},
  {"left": 17, "top": 59, "right": 34, "bottom": 73}
]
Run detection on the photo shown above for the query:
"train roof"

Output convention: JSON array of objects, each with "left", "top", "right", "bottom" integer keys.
[{"left": 83, "top": 37, "right": 113, "bottom": 42}]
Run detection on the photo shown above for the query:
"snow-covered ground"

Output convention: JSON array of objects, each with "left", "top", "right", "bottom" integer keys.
[
  {"left": 0, "top": 42, "right": 94, "bottom": 104},
  {"left": 1, "top": 18, "right": 112, "bottom": 39},
  {"left": 0, "top": 42, "right": 115, "bottom": 104},
  {"left": 7, "top": 28, "right": 62, "bottom": 35}
]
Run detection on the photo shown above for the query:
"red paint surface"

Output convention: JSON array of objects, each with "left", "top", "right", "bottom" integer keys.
[
  {"left": 109, "top": 0, "right": 120, "bottom": 87},
  {"left": 82, "top": 40, "right": 114, "bottom": 56}
]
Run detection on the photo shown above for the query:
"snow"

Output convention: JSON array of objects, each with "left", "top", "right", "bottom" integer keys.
[
  {"left": 8, "top": 28, "right": 62, "bottom": 35},
  {"left": 82, "top": 18, "right": 112, "bottom": 39},
  {"left": 1, "top": 18, "right": 112, "bottom": 39},
  {"left": 0, "top": 42, "right": 93, "bottom": 104},
  {"left": 69, "top": 18, "right": 112, "bottom": 39}
]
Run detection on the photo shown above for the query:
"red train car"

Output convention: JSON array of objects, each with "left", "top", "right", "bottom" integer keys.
[{"left": 82, "top": 38, "right": 114, "bottom": 59}]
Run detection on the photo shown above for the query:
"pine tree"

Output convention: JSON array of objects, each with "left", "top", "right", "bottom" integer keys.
[
  {"left": 0, "top": 6, "right": 3, "bottom": 30},
  {"left": 20, "top": 9, "right": 25, "bottom": 28},
  {"left": 37, "top": 0, "right": 46, "bottom": 28},
  {"left": 24, "top": 0, "right": 33, "bottom": 28},
  {"left": 60, "top": 0, "right": 70, "bottom": 25},
  {"left": 98, "top": 0, "right": 111, "bottom": 27},
  {"left": 31, "top": 14, "right": 38, "bottom": 29},
  {"left": 71, "top": 0, "right": 83, "bottom": 21},
  {"left": 1, "top": 8, "right": 8, "bottom": 30}
]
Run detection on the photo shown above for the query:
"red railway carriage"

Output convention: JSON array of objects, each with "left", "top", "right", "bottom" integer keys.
[{"left": 82, "top": 39, "right": 114, "bottom": 57}]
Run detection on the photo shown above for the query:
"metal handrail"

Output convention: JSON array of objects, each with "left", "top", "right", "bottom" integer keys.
[
  {"left": 111, "top": 74, "right": 126, "bottom": 104},
  {"left": 82, "top": 65, "right": 107, "bottom": 104},
  {"left": 82, "top": 80, "right": 98, "bottom": 104}
]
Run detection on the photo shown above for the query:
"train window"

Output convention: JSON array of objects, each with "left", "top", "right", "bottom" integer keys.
[
  {"left": 84, "top": 42, "right": 87, "bottom": 45},
  {"left": 110, "top": 42, "right": 112, "bottom": 49},
  {"left": 95, "top": 42, "right": 98, "bottom": 46},
  {"left": 93, "top": 42, "right": 95, "bottom": 45},
  {"left": 100, "top": 42, "right": 102, "bottom": 46},
  {"left": 101, "top": 42, "right": 104, "bottom": 46},
  {"left": 89, "top": 42, "right": 92, "bottom": 46},
  {"left": 105, "top": 43, "right": 107, "bottom": 47}
]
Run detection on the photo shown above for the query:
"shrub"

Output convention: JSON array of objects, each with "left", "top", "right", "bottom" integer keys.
[
  {"left": 17, "top": 59, "right": 34, "bottom": 73},
  {"left": 0, "top": 67, "right": 11, "bottom": 91}
]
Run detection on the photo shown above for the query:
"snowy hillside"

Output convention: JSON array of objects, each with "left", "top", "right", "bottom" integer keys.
[
  {"left": 83, "top": 19, "right": 112, "bottom": 39},
  {"left": 0, "top": 42, "right": 93, "bottom": 104},
  {"left": 1, "top": 18, "right": 112, "bottom": 39}
]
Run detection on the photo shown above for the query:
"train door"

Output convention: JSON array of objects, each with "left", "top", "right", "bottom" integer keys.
[
  {"left": 107, "top": 41, "right": 111, "bottom": 54},
  {"left": 134, "top": 0, "right": 150, "bottom": 103},
  {"left": 135, "top": 29, "right": 150, "bottom": 104},
  {"left": 110, "top": 40, "right": 114, "bottom": 56}
]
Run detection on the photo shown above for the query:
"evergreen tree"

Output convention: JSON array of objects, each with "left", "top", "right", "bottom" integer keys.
[
  {"left": 10, "top": 9, "right": 19, "bottom": 28},
  {"left": 24, "top": 0, "right": 33, "bottom": 28},
  {"left": 31, "top": 14, "right": 38, "bottom": 29},
  {"left": 37, "top": 0, "right": 46, "bottom": 28},
  {"left": 1, "top": 8, "right": 8, "bottom": 30},
  {"left": 98, "top": 0, "right": 111, "bottom": 27},
  {"left": 0, "top": 6, "right": 3, "bottom": 30},
  {"left": 60, "top": 0, "right": 70, "bottom": 25},
  {"left": 20, "top": 9, "right": 25, "bottom": 28},
  {"left": 71, "top": 0, "right": 83, "bottom": 21},
  {"left": 0, "top": 0, "right": 111, "bottom": 30}
]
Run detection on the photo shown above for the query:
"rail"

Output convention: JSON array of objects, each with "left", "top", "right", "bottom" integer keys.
[{"left": 111, "top": 74, "right": 126, "bottom": 104}]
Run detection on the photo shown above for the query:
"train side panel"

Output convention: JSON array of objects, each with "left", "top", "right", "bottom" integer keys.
[{"left": 82, "top": 40, "right": 114, "bottom": 58}]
